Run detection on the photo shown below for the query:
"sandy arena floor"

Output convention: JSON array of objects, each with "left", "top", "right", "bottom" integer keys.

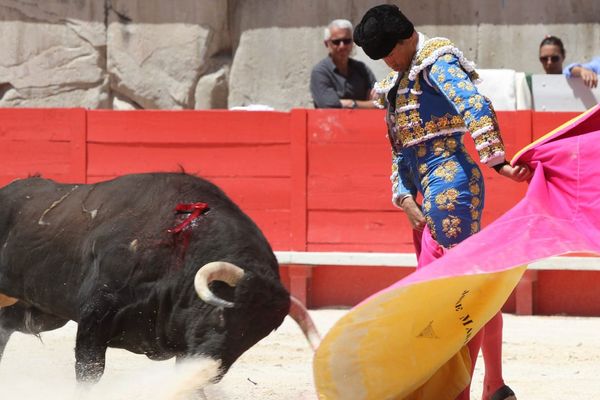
[{"left": 1, "top": 309, "right": 599, "bottom": 399}]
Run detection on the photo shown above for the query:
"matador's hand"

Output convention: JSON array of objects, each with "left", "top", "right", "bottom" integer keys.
[
  {"left": 401, "top": 196, "right": 426, "bottom": 231},
  {"left": 498, "top": 163, "right": 532, "bottom": 182}
]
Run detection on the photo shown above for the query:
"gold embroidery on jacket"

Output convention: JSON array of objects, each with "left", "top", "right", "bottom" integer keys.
[
  {"left": 433, "top": 160, "right": 459, "bottom": 182},
  {"left": 435, "top": 188, "right": 460, "bottom": 211},
  {"left": 442, "top": 215, "right": 462, "bottom": 238},
  {"left": 468, "top": 167, "right": 482, "bottom": 234},
  {"left": 415, "top": 39, "right": 453, "bottom": 65},
  {"left": 423, "top": 200, "right": 432, "bottom": 212}
]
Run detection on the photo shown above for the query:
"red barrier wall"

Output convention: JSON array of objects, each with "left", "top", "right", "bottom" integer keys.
[
  {"left": 532, "top": 111, "right": 580, "bottom": 140},
  {"left": 1, "top": 108, "right": 597, "bottom": 315},
  {"left": 0, "top": 109, "right": 87, "bottom": 185},
  {"left": 85, "top": 110, "right": 300, "bottom": 250}
]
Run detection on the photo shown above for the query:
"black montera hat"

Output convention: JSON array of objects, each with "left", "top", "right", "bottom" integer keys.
[{"left": 354, "top": 4, "right": 415, "bottom": 60}]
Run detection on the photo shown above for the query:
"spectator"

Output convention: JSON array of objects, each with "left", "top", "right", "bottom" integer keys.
[
  {"left": 310, "top": 19, "right": 377, "bottom": 109},
  {"left": 538, "top": 35, "right": 565, "bottom": 75},
  {"left": 539, "top": 35, "right": 599, "bottom": 88}
]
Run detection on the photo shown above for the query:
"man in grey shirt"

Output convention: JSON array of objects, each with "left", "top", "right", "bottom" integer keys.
[{"left": 310, "top": 19, "right": 377, "bottom": 109}]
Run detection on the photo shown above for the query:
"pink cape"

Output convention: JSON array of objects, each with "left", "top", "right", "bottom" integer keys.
[{"left": 313, "top": 105, "right": 600, "bottom": 399}]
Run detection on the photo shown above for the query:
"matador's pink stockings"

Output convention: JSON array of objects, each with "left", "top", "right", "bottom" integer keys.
[{"left": 415, "top": 226, "right": 506, "bottom": 400}]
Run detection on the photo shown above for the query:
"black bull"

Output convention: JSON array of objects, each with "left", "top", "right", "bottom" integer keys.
[{"left": 0, "top": 172, "right": 319, "bottom": 384}]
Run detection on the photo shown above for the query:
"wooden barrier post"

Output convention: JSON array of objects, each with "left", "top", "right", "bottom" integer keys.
[
  {"left": 287, "top": 265, "right": 313, "bottom": 307},
  {"left": 290, "top": 109, "right": 308, "bottom": 251},
  {"left": 515, "top": 269, "right": 538, "bottom": 315}
]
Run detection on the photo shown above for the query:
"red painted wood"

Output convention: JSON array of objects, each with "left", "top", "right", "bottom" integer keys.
[
  {"left": 4, "top": 108, "right": 600, "bottom": 315},
  {"left": 307, "top": 210, "right": 415, "bottom": 251},
  {"left": 308, "top": 175, "right": 393, "bottom": 210},
  {"left": 0, "top": 141, "right": 72, "bottom": 174},
  {"left": 86, "top": 109, "right": 295, "bottom": 249},
  {"left": 208, "top": 177, "right": 291, "bottom": 210},
  {"left": 87, "top": 110, "right": 292, "bottom": 144},
  {"left": 515, "top": 270, "right": 538, "bottom": 315},
  {"left": 0, "top": 140, "right": 73, "bottom": 184},
  {"left": 85, "top": 176, "right": 292, "bottom": 211},
  {"left": 0, "top": 109, "right": 87, "bottom": 185},
  {"left": 0, "top": 108, "right": 83, "bottom": 141},
  {"left": 86, "top": 143, "right": 291, "bottom": 177},
  {"left": 310, "top": 266, "right": 414, "bottom": 307},
  {"left": 309, "top": 143, "right": 389, "bottom": 176},
  {"left": 240, "top": 209, "right": 291, "bottom": 249},
  {"left": 307, "top": 242, "right": 416, "bottom": 252},
  {"left": 69, "top": 109, "right": 88, "bottom": 183},
  {"left": 290, "top": 109, "right": 308, "bottom": 251},
  {"left": 536, "top": 271, "right": 600, "bottom": 316},
  {"left": 307, "top": 109, "right": 386, "bottom": 144},
  {"left": 306, "top": 110, "right": 391, "bottom": 239},
  {"left": 495, "top": 110, "right": 534, "bottom": 156},
  {"left": 287, "top": 265, "right": 312, "bottom": 307},
  {"left": 531, "top": 111, "right": 579, "bottom": 140}
]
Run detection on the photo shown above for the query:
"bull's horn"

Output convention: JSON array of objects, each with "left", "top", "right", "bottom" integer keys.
[
  {"left": 194, "top": 261, "right": 245, "bottom": 308},
  {"left": 0, "top": 293, "right": 18, "bottom": 308},
  {"left": 289, "top": 296, "right": 321, "bottom": 351}
]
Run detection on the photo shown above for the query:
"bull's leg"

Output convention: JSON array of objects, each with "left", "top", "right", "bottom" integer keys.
[
  {"left": 75, "top": 291, "right": 120, "bottom": 384},
  {"left": 0, "top": 304, "right": 15, "bottom": 362},
  {"left": 0, "top": 302, "right": 68, "bottom": 362},
  {"left": 0, "top": 294, "right": 19, "bottom": 359},
  {"left": 0, "top": 324, "right": 14, "bottom": 363}
]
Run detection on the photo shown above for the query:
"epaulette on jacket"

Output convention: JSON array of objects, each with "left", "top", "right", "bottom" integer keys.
[
  {"left": 409, "top": 37, "right": 480, "bottom": 82},
  {"left": 372, "top": 37, "right": 480, "bottom": 108},
  {"left": 373, "top": 70, "right": 399, "bottom": 108}
]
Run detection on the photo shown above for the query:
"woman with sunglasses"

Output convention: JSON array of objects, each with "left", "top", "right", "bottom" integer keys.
[
  {"left": 538, "top": 36, "right": 566, "bottom": 75},
  {"left": 539, "top": 36, "right": 599, "bottom": 88},
  {"left": 310, "top": 19, "right": 378, "bottom": 109}
]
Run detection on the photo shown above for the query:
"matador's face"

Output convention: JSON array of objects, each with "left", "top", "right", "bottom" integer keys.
[{"left": 383, "top": 31, "right": 418, "bottom": 73}]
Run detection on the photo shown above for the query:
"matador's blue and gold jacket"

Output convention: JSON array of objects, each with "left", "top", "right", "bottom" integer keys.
[{"left": 374, "top": 34, "right": 506, "bottom": 206}]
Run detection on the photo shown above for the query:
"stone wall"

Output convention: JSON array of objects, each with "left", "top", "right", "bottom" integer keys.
[{"left": 1, "top": 0, "right": 598, "bottom": 110}]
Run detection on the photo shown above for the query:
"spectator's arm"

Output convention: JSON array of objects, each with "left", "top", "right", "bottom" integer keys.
[
  {"left": 310, "top": 68, "right": 342, "bottom": 108},
  {"left": 564, "top": 63, "right": 598, "bottom": 89},
  {"left": 344, "top": 99, "right": 377, "bottom": 109},
  {"left": 337, "top": 63, "right": 379, "bottom": 109},
  {"left": 563, "top": 62, "right": 582, "bottom": 78}
]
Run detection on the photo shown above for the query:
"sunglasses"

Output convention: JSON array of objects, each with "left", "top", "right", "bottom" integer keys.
[
  {"left": 539, "top": 55, "right": 561, "bottom": 63},
  {"left": 330, "top": 38, "right": 353, "bottom": 46}
]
